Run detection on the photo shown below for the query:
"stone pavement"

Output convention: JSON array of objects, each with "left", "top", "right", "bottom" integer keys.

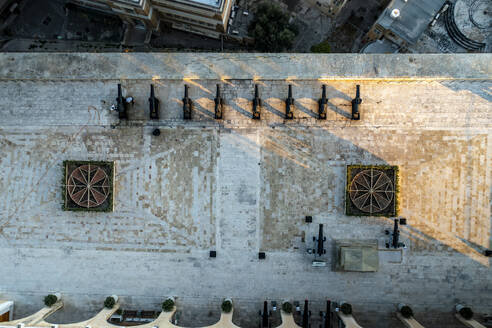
[{"left": 0, "top": 54, "right": 490, "bottom": 328}]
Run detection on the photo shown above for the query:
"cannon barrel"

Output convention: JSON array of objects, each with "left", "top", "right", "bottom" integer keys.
[
  {"left": 302, "top": 300, "right": 309, "bottom": 328},
  {"left": 287, "top": 84, "right": 294, "bottom": 105},
  {"left": 317, "top": 224, "right": 324, "bottom": 256},
  {"left": 149, "top": 84, "right": 159, "bottom": 120},
  {"left": 117, "top": 84, "right": 123, "bottom": 103},
  {"left": 324, "top": 301, "right": 331, "bottom": 328},
  {"left": 261, "top": 301, "right": 269, "bottom": 328},
  {"left": 116, "top": 83, "right": 127, "bottom": 119},
  {"left": 319, "top": 85, "right": 327, "bottom": 119},
  {"left": 351, "top": 84, "right": 361, "bottom": 120},
  {"left": 214, "top": 84, "right": 223, "bottom": 119},
  {"left": 253, "top": 84, "right": 261, "bottom": 119},
  {"left": 392, "top": 219, "right": 399, "bottom": 248},
  {"left": 286, "top": 84, "right": 294, "bottom": 119},
  {"left": 183, "top": 84, "right": 192, "bottom": 120}
]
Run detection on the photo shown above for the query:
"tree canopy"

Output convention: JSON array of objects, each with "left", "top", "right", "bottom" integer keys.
[
  {"left": 248, "top": 3, "right": 298, "bottom": 52},
  {"left": 310, "top": 40, "right": 331, "bottom": 53}
]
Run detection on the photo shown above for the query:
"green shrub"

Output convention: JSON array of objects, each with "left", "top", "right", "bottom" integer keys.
[
  {"left": 44, "top": 294, "right": 58, "bottom": 307},
  {"left": 282, "top": 302, "right": 292, "bottom": 314},
  {"left": 310, "top": 41, "right": 331, "bottom": 53},
  {"left": 104, "top": 296, "right": 116, "bottom": 309},
  {"left": 248, "top": 2, "right": 298, "bottom": 52},
  {"left": 162, "top": 299, "right": 175, "bottom": 312},
  {"left": 221, "top": 300, "right": 232, "bottom": 313},
  {"left": 340, "top": 303, "right": 352, "bottom": 315},
  {"left": 400, "top": 305, "right": 413, "bottom": 318},
  {"left": 459, "top": 307, "right": 473, "bottom": 320}
]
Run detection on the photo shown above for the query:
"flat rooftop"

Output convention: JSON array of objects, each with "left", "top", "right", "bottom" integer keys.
[
  {"left": 173, "top": 0, "right": 222, "bottom": 9},
  {"left": 377, "top": 0, "right": 446, "bottom": 44},
  {"left": 0, "top": 53, "right": 490, "bottom": 328}
]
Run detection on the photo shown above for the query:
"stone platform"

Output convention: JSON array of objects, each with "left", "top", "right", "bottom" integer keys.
[{"left": 0, "top": 53, "right": 490, "bottom": 328}]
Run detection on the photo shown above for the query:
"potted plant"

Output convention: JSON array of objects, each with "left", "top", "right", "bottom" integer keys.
[
  {"left": 162, "top": 297, "right": 175, "bottom": 312},
  {"left": 104, "top": 295, "right": 118, "bottom": 309},
  {"left": 44, "top": 293, "right": 60, "bottom": 307},
  {"left": 340, "top": 302, "right": 352, "bottom": 315},
  {"left": 398, "top": 304, "right": 413, "bottom": 318},
  {"left": 456, "top": 304, "right": 474, "bottom": 320},
  {"left": 282, "top": 301, "right": 293, "bottom": 314},
  {"left": 221, "top": 298, "right": 233, "bottom": 313}
]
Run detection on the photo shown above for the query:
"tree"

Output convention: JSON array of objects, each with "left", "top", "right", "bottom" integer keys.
[
  {"left": 162, "top": 298, "right": 175, "bottom": 312},
  {"left": 44, "top": 294, "right": 58, "bottom": 307},
  {"left": 221, "top": 300, "right": 232, "bottom": 313},
  {"left": 104, "top": 296, "right": 116, "bottom": 309},
  {"left": 310, "top": 40, "right": 331, "bottom": 53},
  {"left": 248, "top": 3, "right": 298, "bottom": 52}
]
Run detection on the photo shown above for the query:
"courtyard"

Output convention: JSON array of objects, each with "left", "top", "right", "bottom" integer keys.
[{"left": 0, "top": 53, "right": 490, "bottom": 328}]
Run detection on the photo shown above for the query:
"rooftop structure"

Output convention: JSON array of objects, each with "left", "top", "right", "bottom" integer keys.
[
  {"left": 0, "top": 53, "right": 491, "bottom": 328},
  {"left": 363, "top": 0, "right": 447, "bottom": 49},
  {"left": 69, "top": 0, "right": 234, "bottom": 39},
  {"left": 177, "top": 0, "right": 222, "bottom": 8}
]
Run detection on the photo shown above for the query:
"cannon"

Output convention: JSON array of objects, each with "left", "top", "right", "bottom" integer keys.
[
  {"left": 259, "top": 301, "right": 270, "bottom": 328},
  {"left": 116, "top": 83, "right": 128, "bottom": 119},
  {"left": 285, "top": 84, "right": 294, "bottom": 119},
  {"left": 214, "top": 84, "right": 224, "bottom": 119},
  {"left": 309, "top": 224, "right": 326, "bottom": 257},
  {"left": 318, "top": 85, "right": 328, "bottom": 119},
  {"left": 302, "top": 300, "right": 311, "bottom": 328},
  {"left": 385, "top": 218, "right": 406, "bottom": 249},
  {"left": 252, "top": 84, "right": 261, "bottom": 120},
  {"left": 351, "top": 85, "right": 361, "bottom": 120},
  {"left": 321, "top": 300, "right": 332, "bottom": 328},
  {"left": 149, "top": 84, "right": 160, "bottom": 120},
  {"left": 183, "top": 84, "right": 193, "bottom": 120},
  {"left": 315, "top": 224, "right": 327, "bottom": 256}
]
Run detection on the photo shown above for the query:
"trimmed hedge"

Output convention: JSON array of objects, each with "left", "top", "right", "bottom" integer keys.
[
  {"left": 282, "top": 302, "right": 292, "bottom": 314},
  {"left": 104, "top": 296, "right": 116, "bottom": 309},
  {"left": 62, "top": 160, "right": 114, "bottom": 212},
  {"left": 340, "top": 303, "right": 352, "bottom": 315},
  {"left": 44, "top": 294, "right": 58, "bottom": 307},
  {"left": 345, "top": 164, "right": 400, "bottom": 217},
  {"left": 459, "top": 307, "right": 474, "bottom": 320},
  {"left": 400, "top": 305, "right": 413, "bottom": 318},
  {"left": 311, "top": 41, "right": 331, "bottom": 53},
  {"left": 162, "top": 299, "right": 175, "bottom": 312},
  {"left": 221, "top": 300, "right": 232, "bottom": 313}
]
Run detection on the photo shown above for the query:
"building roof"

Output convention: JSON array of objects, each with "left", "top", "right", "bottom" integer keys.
[
  {"left": 377, "top": 0, "right": 446, "bottom": 44},
  {"left": 173, "top": 0, "right": 222, "bottom": 9}
]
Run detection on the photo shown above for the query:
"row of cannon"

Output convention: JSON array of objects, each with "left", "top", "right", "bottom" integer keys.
[{"left": 114, "top": 84, "right": 362, "bottom": 121}]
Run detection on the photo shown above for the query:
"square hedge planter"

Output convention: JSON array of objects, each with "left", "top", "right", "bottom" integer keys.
[
  {"left": 346, "top": 165, "right": 399, "bottom": 217},
  {"left": 63, "top": 161, "right": 114, "bottom": 212}
]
